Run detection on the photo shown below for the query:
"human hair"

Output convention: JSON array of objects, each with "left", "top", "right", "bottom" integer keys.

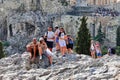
[{"left": 55, "top": 27, "right": 58, "bottom": 29}]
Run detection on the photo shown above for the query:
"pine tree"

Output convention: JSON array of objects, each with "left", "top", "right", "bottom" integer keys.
[
  {"left": 75, "top": 16, "right": 91, "bottom": 55},
  {"left": 117, "top": 26, "right": 120, "bottom": 46},
  {"left": 94, "top": 22, "right": 105, "bottom": 44},
  {"left": 0, "top": 41, "right": 5, "bottom": 59}
]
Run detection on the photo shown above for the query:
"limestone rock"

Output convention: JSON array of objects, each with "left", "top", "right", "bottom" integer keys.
[{"left": 0, "top": 53, "right": 120, "bottom": 80}]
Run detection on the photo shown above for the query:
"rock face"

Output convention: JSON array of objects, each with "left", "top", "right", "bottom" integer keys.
[
  {"left": 0, "top": 52, "right": 120, "bottom": 80},
  {"left": 5, "top": 10, "right": 48, "bottom": 54},
  {"left": 0, "top": 0, "right": 70, "bottom": 54}
]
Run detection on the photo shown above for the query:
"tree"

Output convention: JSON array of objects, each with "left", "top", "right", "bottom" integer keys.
[
  {"left": 94, "top": 22, "right": 105, "bottom": 44},
  {"left": 75, "top": 16, "right": 91, "bottom": 55},
  {"left": 0, "top": 41, "right": 5, "bottom": 59},
  {"left": 117, "top": 26, "right": 120, "bottom": 46},
  {"left": 58, "top": 0, "right": 69, "bottom": 6}
]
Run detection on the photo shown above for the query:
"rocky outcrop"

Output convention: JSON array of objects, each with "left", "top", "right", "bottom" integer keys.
[
  {"left": 4, "top": 10, "right": 48, "bottom": 54},
  {"left": 0, "top": 0, "right": 71, "bottom": 54},
  {"left": 0, "top": 52, "right": 120, "bottom": 80}
]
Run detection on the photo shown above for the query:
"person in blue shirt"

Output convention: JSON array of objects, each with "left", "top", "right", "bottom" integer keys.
[{"left": 66, "top": 34, "right": 74, "bottom": 54}]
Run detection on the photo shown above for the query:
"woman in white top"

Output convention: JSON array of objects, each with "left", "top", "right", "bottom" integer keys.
[
  {"left": 90, "top": 40, "right": 96, "bottom": 58},
  {"left": 58, "top": 27, "right": 67, "bottom": 56}
]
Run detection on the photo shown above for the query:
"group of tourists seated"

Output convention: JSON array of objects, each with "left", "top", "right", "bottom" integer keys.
[{"left": 26, "top": 26, "right": 74, "bottom": 66}]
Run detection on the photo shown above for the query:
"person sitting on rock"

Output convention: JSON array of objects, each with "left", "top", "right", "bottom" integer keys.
[
  {"left": 26, "top": 38, "right": 39, "bottom": 62},
  {"left": 38, "top": 37, "right": 53, "bottom": 66}
]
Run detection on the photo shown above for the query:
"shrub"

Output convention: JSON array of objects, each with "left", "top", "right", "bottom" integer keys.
[
  {"left": 0, "top": 41, "right": 5, "bottom": 59},
  {"left": 2, "top": 41, "right": 10, "bottom": 47},
  {"left": 116, "top": 46, "right": 120, "bottom": 55},
  {"left": 75, "top": 16, "right": 91, "bottom": 55}
]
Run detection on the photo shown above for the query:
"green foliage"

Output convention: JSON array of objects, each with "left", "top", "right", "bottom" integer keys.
[
  {"left": 101, "top": 46, "right": 107, "bottom": 55},
  {"left": 0, "top": 41, "right": 5, "bottom": 59},
  {"left": 2, "top": 41, "right": 10, "bottom": 47},
  {"left": 94, "top": 22, "right": 105, "bottom": 44},
  {"left": 116, "top": 46, "right": 120, "bottom": 55},
  {"left": 117, "top": 26, "right": 120, "bottom": 46},
  {"left": 59, "top": 0, "right": 69, "bottom": 6},
  {"left": 75, "top": 16, "right": 91, "bottom": 55}
]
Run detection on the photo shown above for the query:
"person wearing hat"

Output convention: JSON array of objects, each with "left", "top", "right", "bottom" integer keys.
[{"left": 38, "top": 37, "right": 53, "bottom": 65}]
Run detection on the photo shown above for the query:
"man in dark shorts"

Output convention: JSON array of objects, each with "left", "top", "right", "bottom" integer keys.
[
  {"left": 26, "top": 38, "right": 39, "bottom": 62},
  {"left": 44, "top": 27, "right": 55, "bottom": 51}
]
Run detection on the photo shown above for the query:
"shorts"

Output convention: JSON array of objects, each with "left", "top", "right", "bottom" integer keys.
[
  {"left": 46, "top": 41, "right": 53, "bottom": 48},
  {"left": 59, "top": 40, "right": 66, "bottom": 47},
  {"left": 31, "top": 49, "right": 39, "bottom": 58},
  {"left": 44, "top": 48, "right": 53, "bottom": 57},
  {"left": 67, "top": 44, "right": 73, "bottom": 49},
  {"left": 96, "top": 53, "right": 102, "bottom": 57},
  {"left": 55, "top": 37, "right": 59, "bottom": 43}
]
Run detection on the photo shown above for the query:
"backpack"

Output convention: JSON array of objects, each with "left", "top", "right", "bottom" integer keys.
[
  {"left": 44, "top": 32, "right": 48, "bottom": 42},
  {"left": 68, "top": 38, "right": 73, "bottom": 44}
]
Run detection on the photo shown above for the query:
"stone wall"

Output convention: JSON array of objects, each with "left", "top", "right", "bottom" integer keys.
[{"left": 59, "top": 15, "right": 120, "bottom": 47}]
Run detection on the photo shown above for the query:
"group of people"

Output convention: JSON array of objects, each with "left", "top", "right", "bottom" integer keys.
[
  {"left": 26, "top": 26, "right": 74, "bottom": 66},
  {"left": 90, "top": 40, "right": 116, "bottom": 59},
  {"left": 95, "top": 7, "right": 119, "bottom": 17},
  {"left": 90, "top": 40, "right": 102, "bottom": 58}
]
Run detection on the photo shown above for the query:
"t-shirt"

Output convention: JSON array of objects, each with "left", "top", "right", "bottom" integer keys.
[
  {"left": 45, "top": 31, "right": 54, "bottom": 42},
  {"left": 91, "top": 44, "right": 95, "bottom": 50},
  {"left": 55, "top": 29, "right": 60, "bottom": 37},
  {"left": 108, "top": 48, "right": 111, "bottom": 53},
  {"left": 60, "top": 32, "right": 65, "bottom": 39}
]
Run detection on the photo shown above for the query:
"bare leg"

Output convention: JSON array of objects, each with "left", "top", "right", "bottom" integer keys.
[
  {"left": 49, "top": 48, "right": 52, "bottom": 52},
  {"left": 61, "top": 47, "right": 64, "bottom": 56},
  {"left": 38, "top": 47, "right": 43, "bottom": 56},
  {"left": 56, "top": 43, "right": 60, "bottom": 51},
  {"left": 48, "top": 56, "right": 52, "bottom": 65},
  {"left": 27, "top": 47, "right": 33, "bottom": 59},
  {"left": 63, "top": 46, "right": 67, "bottom": 55}
]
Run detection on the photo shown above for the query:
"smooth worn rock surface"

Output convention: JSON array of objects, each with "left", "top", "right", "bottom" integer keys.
[{"left": 0, "top": 52, "right": 120, "bottom": 80}]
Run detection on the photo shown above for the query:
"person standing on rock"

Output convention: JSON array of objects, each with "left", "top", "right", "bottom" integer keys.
[
  {"left": 90, "top": 40, "right": 96, "bottom": 58},
  {"left": 38, "top": 37, "right": 53, "bottom": 66},
  {"left": 95, "top": 41, "right": 102, "bottom": 58},
  {"left": 26, "top": 38, "right": 39, "bottom": 62},
  {"left": 44, "top": 26, "right": 55, "bottom": 52},
  {"left": 54, "top": 26, "right": 60, "bottom": 51},
  {"left": 66, "top": 34, "right": 74, "bottom": 54},
  {"left": 58, "top": 27, "right": 67, "bottom": 57},
  {"left": 108, "top": 47, "right": 112, "bottom": 56}
]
